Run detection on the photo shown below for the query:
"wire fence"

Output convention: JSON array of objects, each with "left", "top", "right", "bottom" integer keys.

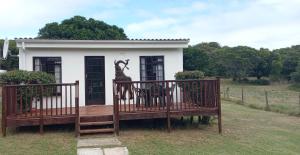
[{"left": 221, "top": 86, "right": 300, "bottom": 116}]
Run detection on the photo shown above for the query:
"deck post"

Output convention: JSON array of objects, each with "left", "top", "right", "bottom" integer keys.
[
  {"left": 113, "top": 94, "right": 120, "bottom": 136},
  {"left": 217, "top": 77, "right": 222, "bottom": 134},
  {"left": 2, "top": 86, "right": 7, "bottom": 137},
  {"left": 39, "top": 85, "right": 44, "bottom": 135},
  {"left": 75, "top": 80, "right": 80, "bottom": 137},
  {"left": 166, "top": 81, "right": 171, "bottom": 133}
]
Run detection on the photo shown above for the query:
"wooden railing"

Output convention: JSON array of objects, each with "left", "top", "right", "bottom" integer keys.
[
  {"left": 2, "top": 81, "right": 79, "bottom": 136},
  {"left": 113, "top": 79, "right": 220, "bottom": 113},
  {"left": 113, "top": 78, "right": 221, "bottom": 134}
]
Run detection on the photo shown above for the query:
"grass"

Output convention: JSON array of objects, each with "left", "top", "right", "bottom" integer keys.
[
  {"left": 221, "top": 79, "right": 300, "bottom": 116},
  {"left": 0, "top": 102, "right": 77, "bottom": 155},
  {"left": 288, "top": 83, "right": 300, "bottom": 92},
  {"left": 119, "top": 101, "right": 300, "bottom": 155},
  {"left": 0, "top": 96, "right": 300, "bottom": 154}
]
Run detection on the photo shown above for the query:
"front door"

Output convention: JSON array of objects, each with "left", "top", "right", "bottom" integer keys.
[{"left": 85, "top": 56, "right": 105, "bottom": 105}]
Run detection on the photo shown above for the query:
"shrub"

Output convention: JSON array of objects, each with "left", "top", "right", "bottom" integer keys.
[
  {"left": 248, "top": 79, "right": 271, "bottom": 85},
  {"left": 0, "top": 70, "right": 56, "bottom": 112},
  {"left": 174, "top": 70, "right": 204, "bottom": 80},
  {"left": 0, "top": 70, "right": 55, "bottom": 84},
  {"left": 291, "top": 71, "right": 300, "bottom": 83},
  {"left": 174, "top": 70, "right": 211, "bottom": 124}
]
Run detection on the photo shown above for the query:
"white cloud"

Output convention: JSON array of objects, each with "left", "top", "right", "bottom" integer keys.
[
  {"left": 1, "top": 0, "right": 299, "bottom": 49},
  {"left": 126, "top": 18, "right": 178, "bottom": 33},
  {"left": 125, "top": 0, "right": 300, "bottom": 49},
  {"left": 163, "top": 1, "right": 207, "bottom": 15}
]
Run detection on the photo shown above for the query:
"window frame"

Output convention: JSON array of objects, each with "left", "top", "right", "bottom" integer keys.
[
  {"left": 139, "top": 56, "right": 165, "bottom": 81},
  {"left": 33, "top": 57, "right": 62, "bottom": 95}
]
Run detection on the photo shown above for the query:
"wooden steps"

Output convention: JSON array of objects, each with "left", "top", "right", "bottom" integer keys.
[
  {"left": 80, "top": 121, "right": 114, "bottom": 126},
  {"left": 79, "top": 128, "right": 114, "bottom": 134},
  {"left": 79, "top": 114, "right": 115, "bottom": 135}
]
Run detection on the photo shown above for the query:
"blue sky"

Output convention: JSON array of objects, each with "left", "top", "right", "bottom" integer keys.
[{"left": 1, "top": 0, "right": 300, "bottom": 49}]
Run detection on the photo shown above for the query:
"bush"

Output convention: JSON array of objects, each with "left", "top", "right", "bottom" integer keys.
[
  {"left": 0, "top": 70, "right": 56, "bottom": 112},
  {"left": 0, "top": 70, "right": 56, "bottom": 84},
  {"left": 291, "top": 71, "right": 300, "bottom": 83},
  {"left": 248, "top": 79, "right": 271, "bottom": 85},
  {"left": 175, "top": 70, "right": 204, "bottom": 80},
  {"left": 174, "top": 70, "right": 211, "bottom": 124}
]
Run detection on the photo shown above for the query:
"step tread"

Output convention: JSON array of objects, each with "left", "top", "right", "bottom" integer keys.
[
  {"left": 80, "top": 121, "right": 114, "bottom": 126},
  {"left": 79, "top": 128, "right": 114, "bottom": 134}
]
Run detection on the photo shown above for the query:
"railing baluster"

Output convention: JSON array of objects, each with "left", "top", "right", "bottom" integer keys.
[
  {"left": 175, "top": 82, "right": 178, "bottom": 111},
  {"left": 65, "top": 85, "right": 67, "bottom": 115},
  {"left": 203, "top": 81, "right": 207, "bottom": 107},
  {"left": 132, "top": 83, "right": 135, "bottom": 112},
  {"left": 14, "top": 87, "right": 17, "bottom": 116},
  {"left": 56, "top": 86, "right": 58, "bottom": 115},
  {"left": 30, "top": 86, "right": 33, "bottom": 116},
  {"left": 51, "top": 86, "right": 53, "bottom": 116},
  {"left": 20, "top": 88, "right": 23, "bottom": 115},
  {"left": 35, "top": 86, "right": 38, "bottom": 117},
  {"left": 40, "top": 85, "right": 44, "bottom": 134},
  {"left": 25, "top": 87, "right": 27, "bottom": 117},
  {"left": 70, "top": 85, "right": 72, "bottom": 115},
  {"left": 46, "top": 86, "right": 48, "bottom": 116},
  {"left": 60, "top": 86, "right": 63, "bottom": 115},
  {"left": 128, "top": 83, "right": 131, "bottom": 112}
]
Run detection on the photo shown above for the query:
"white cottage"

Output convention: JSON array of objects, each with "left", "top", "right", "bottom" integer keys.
[{"left": 16, "top": 39, "right": 189, "bottom": 106}]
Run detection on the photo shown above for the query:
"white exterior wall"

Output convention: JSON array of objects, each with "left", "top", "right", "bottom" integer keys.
[{"left": 20, "top": 48, "right": 183, "bottom": 106}]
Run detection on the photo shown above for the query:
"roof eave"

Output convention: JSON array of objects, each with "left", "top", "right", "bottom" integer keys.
[{"left": 16, "top": 39, "right": 189, "bottom": 49}]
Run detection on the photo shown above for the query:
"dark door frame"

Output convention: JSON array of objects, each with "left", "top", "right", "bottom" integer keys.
[{"left": 84, "top": 56, "right": 105, "bottom": 105}]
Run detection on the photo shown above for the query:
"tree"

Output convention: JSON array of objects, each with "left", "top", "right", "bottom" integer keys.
[
  {"left": 291, "top": 64, "right": 300, "bottom": 83},
  {"left": 270, "top": 53, "right": 283, "bottom": 81},
  {"left": 183, "top": 46, "right": 210, "bottom": 73},
  {"left": 37, "top": 16, "right": 128, "bottom": 40},
  {"left": 214, "top": 46, "right": 257, "bottom": 81},
  {"left": 250, "top": 48, "right": 272, "bottom": 79},
  {"left": 273, "top": 45, "right": 300, "bottom": 80}
]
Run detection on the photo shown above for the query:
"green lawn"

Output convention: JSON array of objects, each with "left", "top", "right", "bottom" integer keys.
[
  {"left": 221, "top": 79, "right": 300, "bottom": 116},
  {"left": 119, "top": 101, "right": 300, "bottom": 155},
  {"left": 0, "top": 103, "right": 77, "bottom": 155},
  {"left": 1, "top": 100, "right": 300, "bottom": 154}
]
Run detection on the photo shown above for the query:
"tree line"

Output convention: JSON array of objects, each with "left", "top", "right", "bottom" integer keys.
[{"left": 184, "top": 42, "right": 300, "bottom": 83}]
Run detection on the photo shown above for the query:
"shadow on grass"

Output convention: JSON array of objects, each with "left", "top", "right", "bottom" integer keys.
[
  {"left": 120, "top": 117, "right": 215, "bottom": 131},
  {"left": 9, "top": 124, "right": 75, "bottom": 135}
]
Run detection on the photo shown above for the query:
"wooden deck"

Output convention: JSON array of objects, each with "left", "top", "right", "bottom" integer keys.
[
  {"left": 2, "top": 79, "right": 222, "bottom": 136},
  {"left": 79, "top": 105, "right": 113, "bottom": 117}
]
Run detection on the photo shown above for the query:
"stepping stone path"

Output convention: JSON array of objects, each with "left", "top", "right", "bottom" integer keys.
[{"left": 77, "top": 137, "right": 128, "bottom": 155}]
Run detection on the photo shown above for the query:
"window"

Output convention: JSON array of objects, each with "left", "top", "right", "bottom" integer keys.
[
  {"left": 140, "top": 56, "right": 164, "bottom": 81},
  {"left": 33, "top": 57, "right": 62, "bottom": 83},
  {"left": 33, "top": 57, "right": 62, "bottom": 93}
]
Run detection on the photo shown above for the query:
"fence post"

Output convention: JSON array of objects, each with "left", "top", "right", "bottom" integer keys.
[
  {"left": 241, "top": 87, "right": 244, "bottom": 104},
  {"left": 264, "top": 90, "right": 270, "bottom": 111},
  {"left": 226, "top": 87, "right": 230, "bottom": 99},
  {"left": 2, "top": 86, "right": 7, "bottom": 137}
]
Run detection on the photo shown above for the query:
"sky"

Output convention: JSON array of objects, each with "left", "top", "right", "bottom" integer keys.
[{"left": 0, "top": 0, "right": 300, "bottom": 49}]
